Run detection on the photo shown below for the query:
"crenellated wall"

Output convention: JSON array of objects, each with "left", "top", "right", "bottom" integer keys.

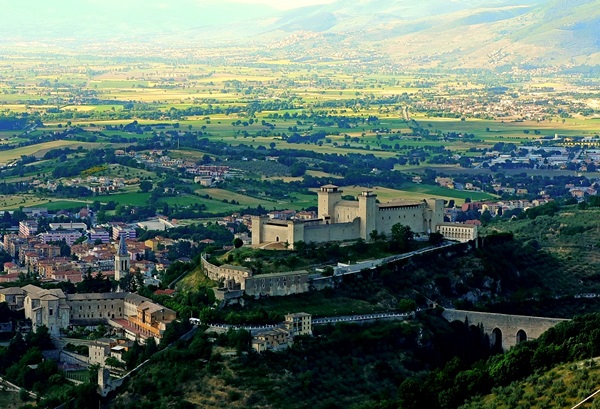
[
  {"left": 245, "top": 270, "right": 311, "bottom": 297},
  {"left": 201, "top": 254, "right": 311, "bottom": 297}
]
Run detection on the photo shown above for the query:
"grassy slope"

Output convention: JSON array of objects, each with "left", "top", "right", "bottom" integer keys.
[
  {"left": 461, "top": 359, "right": 600, "bottom": 409},
  {"left": 0, "top": 391, "right": 26, "bottom": 409},
  {"left": 176, "top": 266, "right": 219, "bottom": 293},
  {"left": 485, "top": 206, "right": 600, "bottom": 295},
  {"left": 0, "top": 141, "right": 115, "bottom": 163}
]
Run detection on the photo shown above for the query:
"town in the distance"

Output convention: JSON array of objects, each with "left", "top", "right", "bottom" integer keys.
[{"left": 3, "top": 0, "right": 600, "bottom": 408}]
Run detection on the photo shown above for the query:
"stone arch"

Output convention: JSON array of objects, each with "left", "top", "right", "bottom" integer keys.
[
  {"left": 276, "top": 236, "right": 280, "bottom": 242},
  {"left": 516, "top": 329, "right": 527, "bottom": 344},
  {"left": 491, "top": 327, "right": 503, "bottom": 349}
]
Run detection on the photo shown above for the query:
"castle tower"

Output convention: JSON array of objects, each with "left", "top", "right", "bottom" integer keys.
[
  {"left": 251, "top": 216, "right": 265, "bottom": 247},
  {"left": 358, "top": 190, "right": 377, "bottom": 240},
  {"left": 317, "top": 185, "right": 342, "bottom": 222},
  {"left": 114, "top": 235, "right": 130, "bottom": 282},
  {"left": 424, "top": 198, "right": 445, "bottom": 233},
  {"left": 98, "top": 366, "right": 110, "bottom": 396}
]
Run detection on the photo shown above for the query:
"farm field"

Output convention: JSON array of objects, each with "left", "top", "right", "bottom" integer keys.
[
  {"left": 199, "top": 188, "right": 268, "bottom": 206},
  {"left": 0, "top": 56, "right": 598, "bottom": 220},
  {"left": 0, "top": 194, "right": 51, "bottom": 210},
  {"left": 94, "top": 192, "right": 151, "bottom": 206},
  {"left": 93, "top": 164, "right": 158, "bottom": 180},
  {"left": 0, "top": 196, "right": 93, "bottom": 211},
  {"left": 0, "top": 141, "right": 111, "bottom": 164},
  {"left": 336, "top": 184, "right": 495, "bottom": 204},
  {"left": 43, "top": 200, "right": 91, "bottom": 211},
  {"left": 305, "top": 170, "right": 343, "bottom": 179}
]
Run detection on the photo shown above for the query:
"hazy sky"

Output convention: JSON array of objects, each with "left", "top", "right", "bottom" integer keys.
[{"left": 226, "top": 0, "right": 336, "bottom": 9}]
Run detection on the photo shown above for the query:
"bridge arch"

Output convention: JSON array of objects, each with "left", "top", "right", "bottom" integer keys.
[
  {"left": 441, "top": 309, "right": 568, "bottom": 351},
  {"left": 491, "top": 328, "right": 503, "bottom": 349},
  {"left": 516, "top": 329, "right": 527, "bottom": 344}
]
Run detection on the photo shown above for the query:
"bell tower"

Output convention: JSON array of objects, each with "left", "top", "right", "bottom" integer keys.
[{"left": 114, "top": 235, "right": 130, "bottom": 283}]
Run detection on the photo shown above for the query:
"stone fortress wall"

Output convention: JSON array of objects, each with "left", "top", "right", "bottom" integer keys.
[
  {"left": 232, "top": 185, "right": 478, "bottom": 298},
  {"left": 203, "top": 259, "right": 251, "bottom": 291},
  {"left": 303, "top": 219, "right": 361, "bottom": 243},
  {"left": 245, "top": 270, "right": 310, "bottom": 297},
  {"left": 252, "top": 185, "right": 450, "bottom": 249},
  {"left": 200, "top": 254, "right": 310, "bottom": 297}
]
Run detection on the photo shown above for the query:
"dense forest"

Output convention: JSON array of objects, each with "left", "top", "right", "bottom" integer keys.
[{"left": 106, "top": 311, "right": 600, "bottom": 409}]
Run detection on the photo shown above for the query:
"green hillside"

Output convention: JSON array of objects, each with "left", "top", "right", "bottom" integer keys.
[
  {"left": 461, "top": 361, "right": 600, "bottom": 409},
  {"left": 485, "top": 205, "right": 600, "bottom": 296}
]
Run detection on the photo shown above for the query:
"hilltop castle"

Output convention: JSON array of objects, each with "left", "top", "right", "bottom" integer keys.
[{"left": 252, "top": 185, "right": 450, "bottom": 249}]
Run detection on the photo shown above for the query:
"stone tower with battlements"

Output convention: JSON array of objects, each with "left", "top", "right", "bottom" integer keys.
[
  {"left": 317, "top": 185, "right": 342, "bottom": 222},
  {"left": 358, "top": 190, "right": 377, "bottom": 240}
]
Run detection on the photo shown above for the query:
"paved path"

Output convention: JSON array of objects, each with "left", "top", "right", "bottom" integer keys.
[
  {"left": 0, "top": 376, "right": 38, "bottom": 398},
  {"left": 312, "top": 312, "right": 411, "bottom": 325},
  {"left": 54, "top": 337, "right": 97, "bottom": 347},
  {"left": 199, "top": 311, "right": 413, "bottom": 334},
  {"left": 329, "top": 241, "right": 457, "bottom": 278}
]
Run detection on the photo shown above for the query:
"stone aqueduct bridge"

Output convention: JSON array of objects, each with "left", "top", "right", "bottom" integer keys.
[{"left": 442, "top": 309, "right": 569, "bottom": 350}]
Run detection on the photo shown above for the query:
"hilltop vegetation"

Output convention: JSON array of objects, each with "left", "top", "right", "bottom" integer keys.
[
  {"left": 462, "top": 360, "right": 600, "bottom": 409},
  {"left": 484, "top": 201, "right": 600, "bottom": 297},
  {"left": 110, "top": 313, "right": 496, "bottom": 409},
  {"left": 107, "top": 311, "right": 600, "bottom": 409},
  {"left": 461, "top": 314, "right": 600, "bottom": 409}
]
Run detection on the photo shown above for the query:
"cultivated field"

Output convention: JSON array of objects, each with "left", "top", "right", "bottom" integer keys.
[
  {"left": 334, "top": 185, "right": 495, "bottom": 205},
  {"left": 0, "top": 55, "right": 597, "bottom": 216}
]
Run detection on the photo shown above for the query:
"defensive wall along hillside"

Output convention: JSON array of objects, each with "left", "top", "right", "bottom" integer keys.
[
  {"left": 251, "top": 185, "right": 461, "bottom": 249},
  {"left": 442, "top": 309, "right": 569, "bottom": 350}
]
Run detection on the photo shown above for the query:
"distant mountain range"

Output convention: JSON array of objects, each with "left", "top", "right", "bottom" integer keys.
[{"left": 1, "top": 0, "right": 598, "bottom": 68}]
